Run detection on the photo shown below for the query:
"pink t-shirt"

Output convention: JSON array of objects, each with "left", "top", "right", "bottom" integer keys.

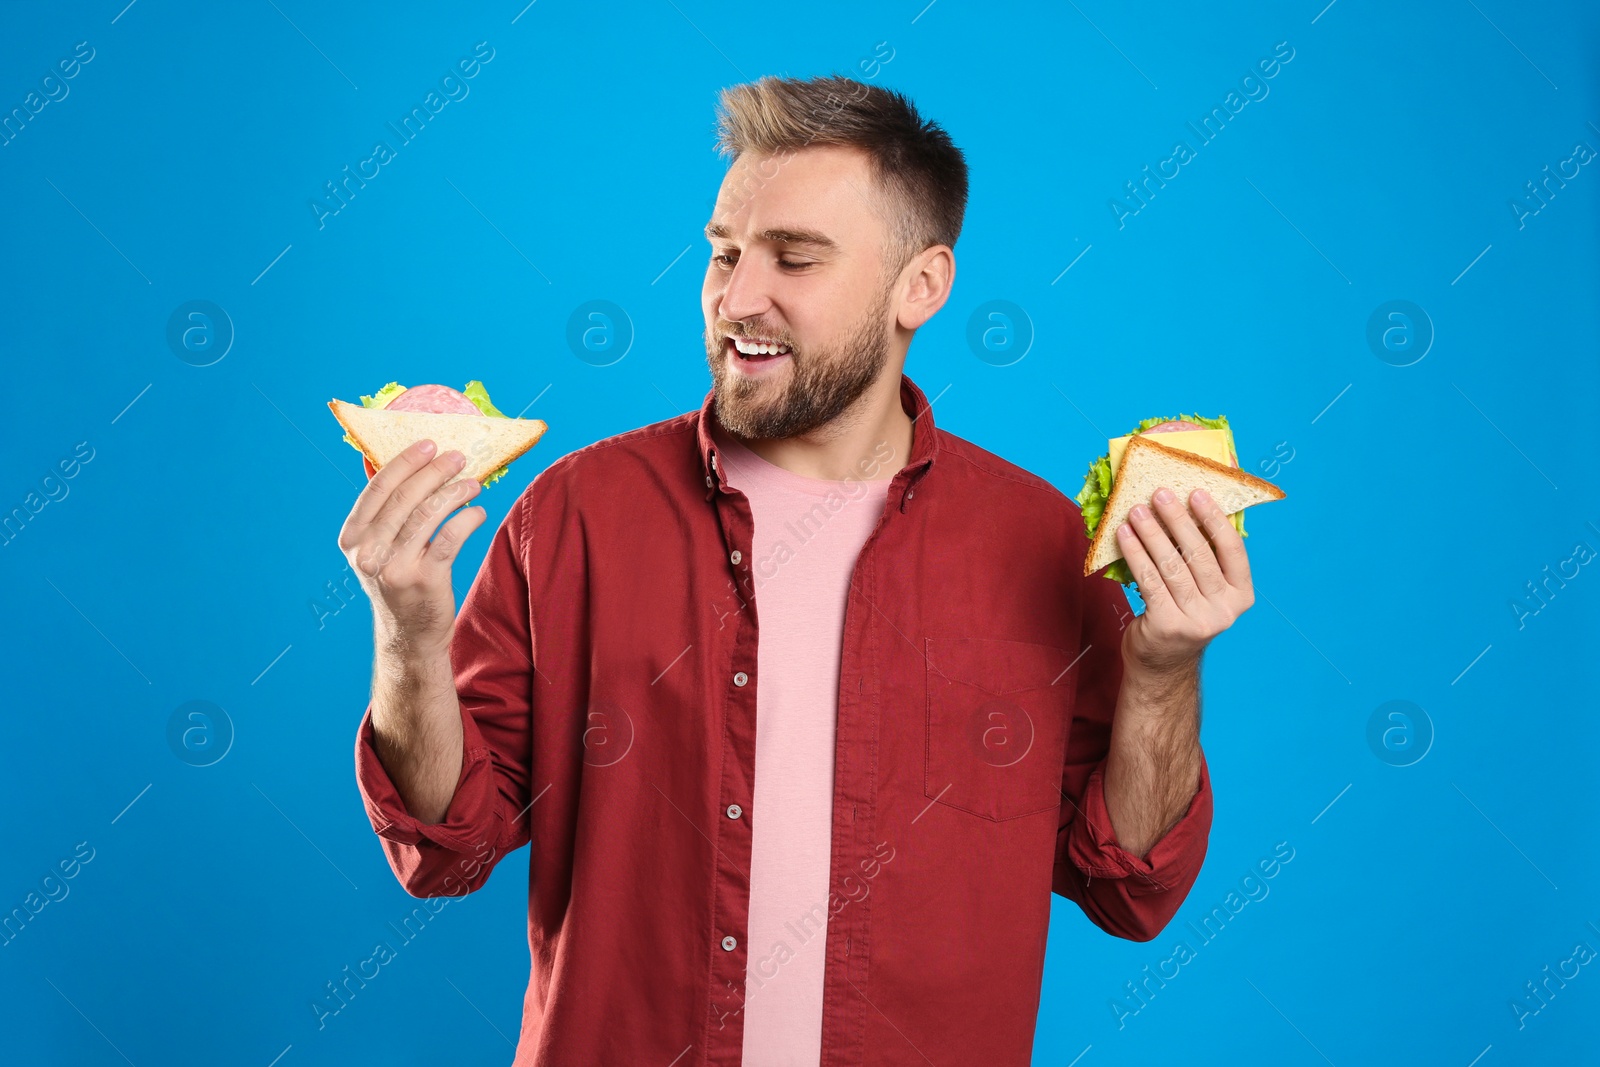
[{"left": 711, "top": 423, "right": 893, "bottom": 1066}]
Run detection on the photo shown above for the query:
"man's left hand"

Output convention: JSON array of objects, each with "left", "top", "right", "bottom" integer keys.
[{"left": 1114, "top": 486, "right": 1255, "bottom": 673}]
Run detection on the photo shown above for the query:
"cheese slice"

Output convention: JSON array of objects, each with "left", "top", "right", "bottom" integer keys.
[{"left": 1108, "top": 428, "right": 1234, "bottom": 474}]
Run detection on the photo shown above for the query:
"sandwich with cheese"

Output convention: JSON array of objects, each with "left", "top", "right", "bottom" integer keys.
[
  {"left": 328, "top": 380, "right": 547, "bottom": 487},
  {"left": 1075, "top": 414, "right": 1285, "bottom": 583}
]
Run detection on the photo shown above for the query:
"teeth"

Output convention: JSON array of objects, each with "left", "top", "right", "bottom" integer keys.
[{"left": 732, "top": 337, "right": 791, "bottom": 356}]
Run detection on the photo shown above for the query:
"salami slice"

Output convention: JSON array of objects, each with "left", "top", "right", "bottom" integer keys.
[{"left": 383, "top": 384, "right": 480, "bottom": 415}]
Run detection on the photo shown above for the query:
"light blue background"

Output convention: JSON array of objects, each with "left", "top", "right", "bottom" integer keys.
[{"left": 2, "top": 1, "right": 1596, "bottom": 1064}]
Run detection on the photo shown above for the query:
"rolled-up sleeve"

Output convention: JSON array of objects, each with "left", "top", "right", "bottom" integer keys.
[
  {"left": 1053, "top": 558, "right": 1214, "bottom": 941},
  {"left": 353, "top": 487, "right": 536, "bottom": 898}
]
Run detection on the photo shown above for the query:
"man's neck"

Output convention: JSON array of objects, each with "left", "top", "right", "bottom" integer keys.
[{"left": 725, "top": 371, "right": 915, "bottom": 482}]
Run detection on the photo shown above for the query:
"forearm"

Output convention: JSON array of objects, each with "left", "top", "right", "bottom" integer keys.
[
  {"left": 370, "top": 628, "right": 464, "bottom": 826},
  {"left": 1101, "top": 654, "right": 1202, "bottom": 859}
]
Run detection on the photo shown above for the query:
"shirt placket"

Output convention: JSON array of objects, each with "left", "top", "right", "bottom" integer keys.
[
  {"left": 703, "top": 447, "right": 762, "bottom": 1065},
  {"left": 816, "top": 458, "right": 928, "bottom": 1066}
]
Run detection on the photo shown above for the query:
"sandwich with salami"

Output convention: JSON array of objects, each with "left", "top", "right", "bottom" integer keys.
[
  {"left": 1075, "top": 413, "right": 1285, "bottom": 583},
  {"left": 328, "top": 380, "right": 547, "bottom": 487}
]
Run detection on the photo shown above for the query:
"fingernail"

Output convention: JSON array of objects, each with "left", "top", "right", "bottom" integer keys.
[
  {"left": 1154, "top": 487, "right": 1173, "bottom": 504},
  {"left": 418, "top": 440, "right": 436, "bottom": 454},
  {"left": 445, "top": 450, "right": 465, "bottom": 468},
  {"left": 1192, "top": 488, "right": 1210, "bottom": 505},
  {"left": 1130, "top": 505, "right": 1149, "bottom": 521},
  {"left": 1117, "top": 523, "right": 1133, "bottom": 539}
]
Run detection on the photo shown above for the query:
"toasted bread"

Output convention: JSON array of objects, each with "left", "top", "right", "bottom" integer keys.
[{"left": 328, "top": 399, "right": 548, "bottom": 486}]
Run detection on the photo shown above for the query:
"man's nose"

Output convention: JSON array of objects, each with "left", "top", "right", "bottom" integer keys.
[{"left": 717, "top": 256, "right": 773, "bottom": 325}]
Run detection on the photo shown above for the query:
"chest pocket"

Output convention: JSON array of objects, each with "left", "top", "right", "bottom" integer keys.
[{"left": 923, "top": 637, "right": 1078, "bottom": 822}]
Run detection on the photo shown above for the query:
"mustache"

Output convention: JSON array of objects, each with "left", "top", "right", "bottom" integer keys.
[{"left": 716, "top": 322, "right": 794, "bottom": 346}]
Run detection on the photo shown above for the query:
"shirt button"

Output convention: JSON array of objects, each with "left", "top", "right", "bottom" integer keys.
[
  {"left": 726, "top": 804, "right": 743, "bottom": 819},
  {"left": 906, "top": 489, "right": 915, "bottom": 500},
  {"left": 730, "top": 550, "right": 742, "bottom": 565},
  {"left": 721, "top": 935, "right": 738, "bottom": 951},
  {"left": 733, "top": 671, "right": 749, "bottom": 687},
  {"left": 705, "top": 475, "right": 713, "bottom": 488}
]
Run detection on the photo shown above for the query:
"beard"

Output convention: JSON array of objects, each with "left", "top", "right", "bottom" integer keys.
[{"left": 704, "top": 284, "right": 893, "bottom": 440}]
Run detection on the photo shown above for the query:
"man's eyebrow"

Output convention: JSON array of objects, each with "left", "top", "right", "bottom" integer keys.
[{"left": 704, "top": 222, "right": 840, "bottom": 252}]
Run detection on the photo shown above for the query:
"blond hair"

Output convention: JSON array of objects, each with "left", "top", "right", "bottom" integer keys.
[{"left": 712, "top": 75, "right": 968, "bottom": 276}]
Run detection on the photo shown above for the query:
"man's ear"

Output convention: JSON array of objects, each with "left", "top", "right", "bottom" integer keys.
[{"left": 895, "top": 245, "right": 955, "bottom": 331}]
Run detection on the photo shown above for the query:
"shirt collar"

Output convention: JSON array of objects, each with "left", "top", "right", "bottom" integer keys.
[{"left": 697, "top": 372, "right": 940, "bottom": 502}]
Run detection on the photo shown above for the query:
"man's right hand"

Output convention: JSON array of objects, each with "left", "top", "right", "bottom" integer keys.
[{"left": 337, "top": 439, "right": 488, "bottom": 656}]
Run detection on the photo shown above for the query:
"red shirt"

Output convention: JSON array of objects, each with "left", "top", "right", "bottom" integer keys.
[{"left": 353, "top": 373, "right": 1214, "bottom": 1066}]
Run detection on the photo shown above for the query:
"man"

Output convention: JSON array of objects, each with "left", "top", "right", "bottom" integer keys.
[{"left": 340, "top": 74, "right": 1249, "bottom": 1066}]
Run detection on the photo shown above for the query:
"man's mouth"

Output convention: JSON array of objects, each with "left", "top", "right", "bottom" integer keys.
[{"left": 725, "top": 335, "right": 793, "bottom": 369}]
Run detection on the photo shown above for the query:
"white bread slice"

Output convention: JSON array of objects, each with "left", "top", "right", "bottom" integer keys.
[
  {"left": 1084, "top": 433, "right": 1285, "bottom": 576},
  {"left": 327, "top": 399, "right": 548, "bottom": 486}
]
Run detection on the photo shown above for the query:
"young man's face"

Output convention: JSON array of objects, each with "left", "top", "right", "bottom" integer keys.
[{"left": 701, "top": 144, "right": 904, "bottom": 439}]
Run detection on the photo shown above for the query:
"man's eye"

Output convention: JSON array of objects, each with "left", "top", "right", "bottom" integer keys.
[{"left": 710, "top": 252, "right": 811, "bottom": 270}]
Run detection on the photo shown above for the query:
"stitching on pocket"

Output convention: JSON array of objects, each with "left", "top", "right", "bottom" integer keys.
[{"left": 924, "top": 637, "right": 1077, "bottom": 822}]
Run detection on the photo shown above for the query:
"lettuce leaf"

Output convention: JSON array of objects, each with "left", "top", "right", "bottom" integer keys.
[
  {"left": 361, "top": 382, "right": 408, "bottom": 408},
  {"left": 1075, "top": 413, "right": 1249, "bottom": 587},
  {"left": 1100, "top": 558, "right": 1135, "bottom": 584},
  {"left": 462, "top": 380, "right": 507, "bottom": 419}
]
